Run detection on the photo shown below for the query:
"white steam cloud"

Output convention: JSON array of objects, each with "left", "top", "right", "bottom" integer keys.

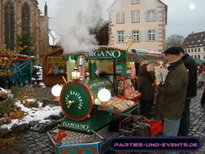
[{"left": 51, "top": 0, "right": 103, "bottom": 53}]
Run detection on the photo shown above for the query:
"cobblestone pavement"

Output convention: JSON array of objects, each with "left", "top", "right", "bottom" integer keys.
[
  {"left": 189, "top": 87, "right": 205, "bottom": 153},
  {"left": 0, "top": 86, "right": 55, "bottom": 154},
  {"left": 0, "top": 86, "right": 205, "bottom": 154}
]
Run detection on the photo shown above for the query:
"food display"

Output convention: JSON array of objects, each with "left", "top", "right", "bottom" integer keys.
[
  {"left": 117, "top": 77, "right": 141, "bottom": 101},
  {"left": 103, "top": 97, "right": 136, "bottom": 112}
]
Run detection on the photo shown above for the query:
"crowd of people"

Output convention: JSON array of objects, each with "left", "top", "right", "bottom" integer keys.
[
  {"left": 129, "top": 46, "right": 202, "bottom": 154},
  {"left": 0, "top": 61, "right": 22, "bottom": 89},
  {"left": 132, "top": 46, "right": 201, "bottom": 142}
]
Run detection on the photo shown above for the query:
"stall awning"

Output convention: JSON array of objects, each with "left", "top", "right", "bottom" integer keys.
[
  {"left": 194, "top": 58, "right": 205, "bottom": 64},
  {"left": 13, "top": 54, "right": 34, "bottom": 61},
  {"left": 14, "top": 57, "right": 30, "bottom": 60},
  {"left": 127, "top": 52, "right": 165, "bottom": 62}
]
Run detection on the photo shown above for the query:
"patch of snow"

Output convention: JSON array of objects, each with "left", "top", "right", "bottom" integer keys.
[
  {"left": 1, "top": 101, "right": 62, "bottom": 130},
  {"left": 26, "top": 98, "right": 37, "bottom": 102},
  {"left": 0, "top": 87, "right": 7, "bottom": 93},
  {"left": 39, "top": 82, "right": 46, "bottom": 87}
]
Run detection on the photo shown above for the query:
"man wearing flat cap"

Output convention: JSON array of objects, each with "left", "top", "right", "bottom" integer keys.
[{"left": 155, "top": 46, "right": 189, "bottom": 138}]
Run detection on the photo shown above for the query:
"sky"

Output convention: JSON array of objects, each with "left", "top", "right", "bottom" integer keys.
[
  {"left": 162, "top": 0, "right": 205, "bottom": 37},
  {"left": 38, "top": 0, "right": 205, "bottom": 46}
]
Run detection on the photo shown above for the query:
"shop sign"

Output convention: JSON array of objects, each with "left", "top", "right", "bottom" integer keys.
[
  {"left": 60, "top": 82, "right": 93, "bottom": 121},
  {"left": 65, "top": 90, "right": 84, "bottom": 110},
  {"left": 86, "top": 49, "right": 126, "bottom": 60},
  {"left": 87, "top": 80, "right": 111, "bottom": 89},
  {"left": 62, "top": 121, "right": 90, "bottom": 130},
  {"left": 116, "top": 63, "right": 126, "bottom": 75}
]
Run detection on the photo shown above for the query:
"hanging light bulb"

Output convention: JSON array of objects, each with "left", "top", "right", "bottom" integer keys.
[{"left": 71, "top": 67, "right": 81, "bottom": 80}]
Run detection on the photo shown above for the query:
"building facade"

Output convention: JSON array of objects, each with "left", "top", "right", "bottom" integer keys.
[
  {"left": 108, "top": 0, "right": 167, "bottom": 52},
  {"left": 183, "top": 31, "right": 205, "bottom": 60},
  {"left": 0, "top": 0, "right": 49, "bottom": 64}
]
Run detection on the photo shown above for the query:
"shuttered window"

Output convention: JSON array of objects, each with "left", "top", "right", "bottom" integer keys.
[
  {"left": 132, "top": 31, "right": 140, "bottom": 42},
  {"left": 146, "top": 10, "right": 158, "bottom": 22},
  {"left": 131, "top": 0, "right": 140, "bottom": 4},
  {"left": 131, "top": 11, "right": 140, "bottom": 23},
  {"left": 117, "top": 31, "right": 124, "bottom": 42},
  {"left": 116, "top": 12, "right": 125, "bottom": 24},
  {"left": 148, "top": 30, "right": 156, "bottom": 41}
]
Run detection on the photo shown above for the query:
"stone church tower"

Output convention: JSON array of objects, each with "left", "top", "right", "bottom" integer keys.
[{"left": 0, "top": 0, "right": 49, "bottom": 64}]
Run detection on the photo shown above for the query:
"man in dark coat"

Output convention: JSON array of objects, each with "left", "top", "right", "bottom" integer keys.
[
  {"left": 156, "top": 47, "right": 188, "bottom": 137},
  {"left": 178, "top": 47, "right": 197, "bottom": 136}
]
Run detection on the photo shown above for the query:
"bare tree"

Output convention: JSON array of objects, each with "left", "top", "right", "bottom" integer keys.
[{"left": 166, "top": 34, "right": 184, "bottom": 48}]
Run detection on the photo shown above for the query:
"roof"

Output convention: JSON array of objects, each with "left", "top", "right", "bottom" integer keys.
[
  {"left": 43, "top": 46, "right": 64, "bottom": 57},
  {"left": 182, "top": 31, "right": 205, "bottom": 48},
  {"left": 159, "top": 0, "right": 167, "bottom": 6},
  {"left": 107, "top": 0, "right": 167, "bottom": 11}
]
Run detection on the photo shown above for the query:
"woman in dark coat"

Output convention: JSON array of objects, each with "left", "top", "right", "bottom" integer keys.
[{"left": 138, "top": 61, "right": 155, "bottom": 115}]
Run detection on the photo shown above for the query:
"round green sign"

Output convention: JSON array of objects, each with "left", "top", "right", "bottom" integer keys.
[{"left": 60, "top": 81, "right": 93, "bottom": 121}]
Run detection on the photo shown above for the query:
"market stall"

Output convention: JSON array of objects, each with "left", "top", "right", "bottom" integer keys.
[
  {"left": 0, "top": 54, "right": 33, "bottom": 88},
  {"left": 13, "top": 54, "right": 33, "bottom": 84},
  {"left": 42, "top": 47, "right": 67, "bottom": 86},
  {"left": 47, "top": 47, "right": 165, "bottom": 154}
]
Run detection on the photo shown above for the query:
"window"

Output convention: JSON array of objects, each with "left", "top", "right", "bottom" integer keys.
[
  {"left": 131, "top": 11, "right": 140, "bottom": 23},
  {"left": 132, "top": 31, "right": 140, "bottom": 42},
  {"left": 148, "top": 10, "right": 155, "bottom": 21},
  {"left": 4, "top": 1, "right": 15, "bottom": 50},
  {"left": 117, "top": 31, "right": 124, "bottom": 42},
  {"left": 148, "top": 30, "right": 156, "bottom": 41},
  {"left": 146, "top": 10, "right": 158, "bottom": 22},
  {"left": 116, "top": 12, "right": 125, "bottom": 24},
  {"left": 131, "top": 0, "right": 140, "bottom": 4},
  {"left": 198, "top": 48, "right": 200, "bottom": 52},
  {"left": 204, "top": 47, "right": 205, "bottom": 52},
  {"left": 22, "top": 3, "right": 30, "bottom": 35}
]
